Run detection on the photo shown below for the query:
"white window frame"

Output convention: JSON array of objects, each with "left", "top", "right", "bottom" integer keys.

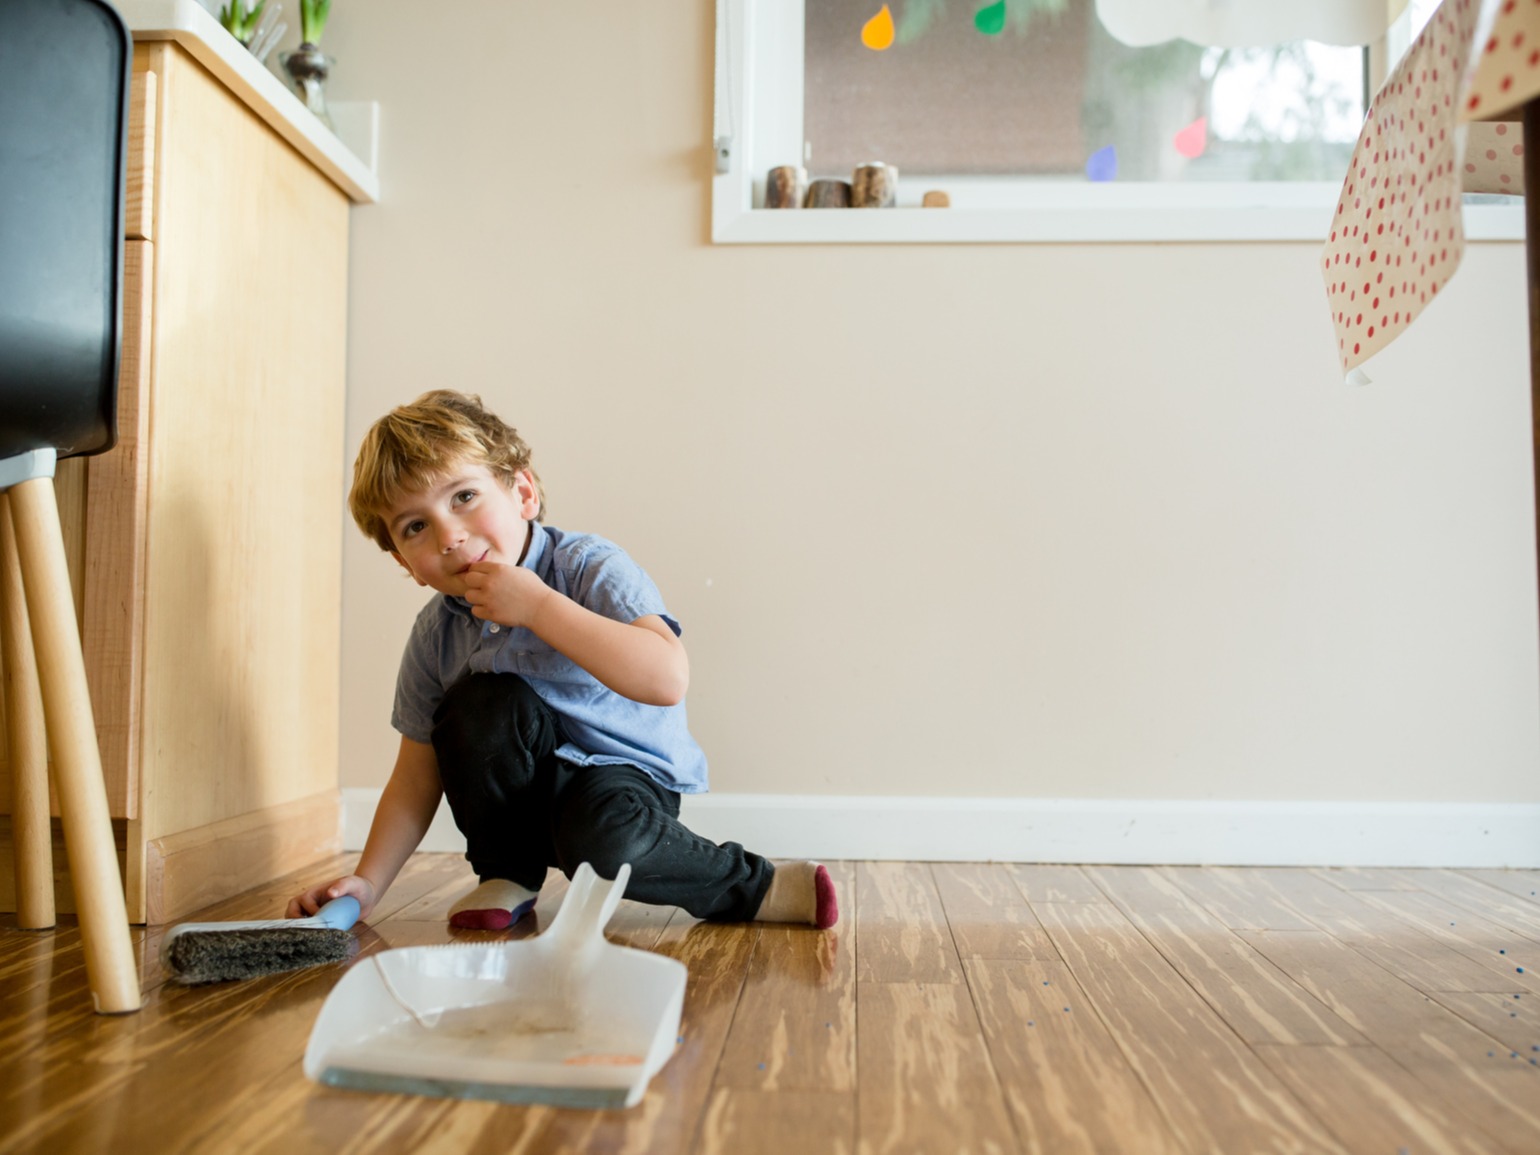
[{"left": 711, "top": 0, "right": 1524, "bottom": 244}]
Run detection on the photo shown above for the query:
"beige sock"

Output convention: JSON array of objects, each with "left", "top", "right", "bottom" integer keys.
[
  {"left": 448, "top": 879, "right": 539, "bottom": 929},
  {"left": 755, "top": 862, "right": 839, "bottom": 928}
]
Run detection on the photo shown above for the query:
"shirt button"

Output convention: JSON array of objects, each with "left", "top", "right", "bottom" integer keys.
[{"left": 489, "top": 624, "right": 501, "bottom": 633}]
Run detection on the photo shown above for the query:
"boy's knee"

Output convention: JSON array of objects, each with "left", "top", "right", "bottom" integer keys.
[
  {"left": 432, "top": 673, "right": 557, "bottom": 799},
  {"left": 554, "top": 788, "right": 664, "bottom": 880}
]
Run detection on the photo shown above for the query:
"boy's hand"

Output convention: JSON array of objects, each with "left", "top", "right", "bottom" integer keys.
[
  {"left": 461, "top": 561, "right": 551, "bottom": 628},
  {"left": 288, "top": 874, "right": 377, "bottom": 921}
]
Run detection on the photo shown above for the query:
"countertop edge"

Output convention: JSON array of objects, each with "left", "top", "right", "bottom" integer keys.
[{"left": 117, "top": 0, "right": 379, "bottom": 205}]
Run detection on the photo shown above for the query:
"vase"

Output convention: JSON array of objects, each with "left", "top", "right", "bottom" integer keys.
[{"left": 280, "top": 42, "right": 334, "bottom": 130}]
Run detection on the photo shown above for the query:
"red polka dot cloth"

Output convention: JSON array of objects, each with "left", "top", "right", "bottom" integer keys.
[
  {"left": 1464, "top": 0, "right": 1540, "bottom": 120},
  {"left": 1464, "top": 121, "right": 1526, "bottom": 191},
  {"left": 1324, "top": 0, "right": 1530, "bottom": 375},
  {"left": 1324, "top": 0, "right": 1479, "bottom": 372}
]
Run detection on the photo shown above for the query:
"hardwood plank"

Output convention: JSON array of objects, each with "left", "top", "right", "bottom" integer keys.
[
  {"left": 855, "top": 862, "right": 962, "bottom": 984},
  {"left": 372, "top": 868, "right": 474, "bottom": 924},
  {"left": 387, "top": 873, "right": 483, "bottom": 923},
  {"left": 1235, "top": 930, "right": 1515, "bottom": 1066},
  {"left": 0, "top": 919, "right": 80, "bottom": 973},
  {"left": 932, "top": 863, "right": 1057, "bottom": 961},
  {"left": 2, "top": 1064, "right": 148, "bottom": 1155},
  {"left": 1254, "top": 1044, "right": 1510, "bottom": 1155},
  {"left": 175, "top": 1063, "right": 468, "bottom": 1155},
  {"left": 366, "top": 855, "right": 484, "bottom": 924},
  {"left": 1081, "top": 865, "right": 1209, "bottom": 912},
  {"left": 1413, "top": 872, "right": 1540, "bottom": 939},
  {"left": 1034, "top": 901, "right": 1348, "bottom": 1154},
  {"left": 394, "top": 1103, "right": 549, "bottom": 1155},
  {"left": 1425, "top": 991, "right": 1539, "bottom": 1056},
  {"left": 1007, "top": 864, "right": 1107, "bottom": 904},
  {"left": 0, "top": 921, "right": 157, "bottom": 1052},
  {"left": 716, "top": 862, "right": 855, "bottom": 1092},
  {"left": 856, "top": 981, "right": 1017, "bottom": 1155},
  {"left": 1454, "top": 870, "right": 1540, "bottom": 908},
  {"left": 1312, "top": 866, "right": 1426, "bottom": 891},
  {"left": 0, "top": 927, "right": 95, "bottom": 1054},
  {"left": 1158, "top": 866, "right": 1319, "bottom": 930},
  {"left": 1245, "top": 870, "right": 1530, "bottom": 996},
  {"left": 2, "top": 955, "right": 375, "bottom": 1152},
  {"left": 1091, "top": 873, "right": 1365, "bottom": 1045},
  {"left": 1349, "top": 889, "right": 1540, "bottom": 996},
  {"left": 602, "top": 897, "right": 683, "bottom": 951},
  {"left": 1380, "top": 1041, "right": 1540, "bottom": 1155},
  {"left": 965, "top": 959, "right": 1184, "bottom": 1155},
  {"left": 697, "top": 1089, "right": 855, "bottom": 1155}
]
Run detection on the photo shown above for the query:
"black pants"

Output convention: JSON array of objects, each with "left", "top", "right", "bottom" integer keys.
[{"left": 431, "top": 672, "right": 773, "bottom": 922}]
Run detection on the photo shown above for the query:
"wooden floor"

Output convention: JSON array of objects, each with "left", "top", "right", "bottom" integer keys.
[{"left": 3, "top": 859, "right": 1539, "bottom": 1154}]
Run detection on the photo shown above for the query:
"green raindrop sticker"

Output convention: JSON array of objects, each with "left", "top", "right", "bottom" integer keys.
[{"left": 975, "top": 0, "right": 1006, "bottom": 36}]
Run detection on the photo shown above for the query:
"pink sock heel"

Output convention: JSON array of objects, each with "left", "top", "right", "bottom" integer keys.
[
  {"left": 814, "top": 865, "right": 839, "bottom": 930},
  {"left": 447, "top": 881, "right": 539, "bottom": 930}
]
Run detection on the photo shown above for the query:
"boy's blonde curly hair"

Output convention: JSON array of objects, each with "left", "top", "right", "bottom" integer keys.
[{"left": 350, "top": 389, "right": 545, "bottom": 552}]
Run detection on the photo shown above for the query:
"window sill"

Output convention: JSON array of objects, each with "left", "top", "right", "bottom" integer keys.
[{"left": 711, "top": 180, "right": 1526, "bottom": 245}]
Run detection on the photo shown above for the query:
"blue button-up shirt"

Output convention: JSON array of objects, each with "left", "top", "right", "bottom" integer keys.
[{"left": 391, "top": 522, "right": 709, "bottom": 793}]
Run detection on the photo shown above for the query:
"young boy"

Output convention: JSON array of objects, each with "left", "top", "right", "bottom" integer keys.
[{"left": 287, "top": 390, "right": 837, "bottom": 931}]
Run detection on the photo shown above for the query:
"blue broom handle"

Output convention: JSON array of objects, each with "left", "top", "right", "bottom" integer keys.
[{"left": 316, "top": 895, "right": 362, "bottom": 930}]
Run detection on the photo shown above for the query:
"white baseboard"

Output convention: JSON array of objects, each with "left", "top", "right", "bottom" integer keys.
[{"left": 341, "top": 789, "right": 1540, "bottom": 868}]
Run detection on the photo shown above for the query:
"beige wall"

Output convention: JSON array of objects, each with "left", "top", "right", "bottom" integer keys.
[{"left": 324, "top": 1, "right": 1539, "bottom": 803}]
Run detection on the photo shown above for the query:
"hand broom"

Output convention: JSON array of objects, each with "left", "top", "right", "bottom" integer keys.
[{"left": 161, "top": 896, "right": 362, "bottom": 984}]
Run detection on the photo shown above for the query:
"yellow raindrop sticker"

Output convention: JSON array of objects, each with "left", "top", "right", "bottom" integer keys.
[{"left": 862, "top": 4, "right": 895, "bottom": 50}]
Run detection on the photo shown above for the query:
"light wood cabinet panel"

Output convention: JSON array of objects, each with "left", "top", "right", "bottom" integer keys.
[
  {"left": 1, "top": 41, "right": 351, "bottom": 923},
  {"left": 125, "top": 70, "right": 156, "bottom": 242}
]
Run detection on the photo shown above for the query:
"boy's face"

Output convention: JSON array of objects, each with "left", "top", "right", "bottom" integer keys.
[{"left": 384, "top": 463, "right": 540, "bottom": 596}]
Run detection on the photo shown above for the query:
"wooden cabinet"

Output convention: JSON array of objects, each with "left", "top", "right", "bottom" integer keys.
[{"left": 0, "top": 40, "right": 356, "bottom": 923}]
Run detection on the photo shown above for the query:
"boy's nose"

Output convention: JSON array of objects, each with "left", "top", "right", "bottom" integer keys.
[{"left": 438, "top": 526, "right": 465, "bottom": 553}]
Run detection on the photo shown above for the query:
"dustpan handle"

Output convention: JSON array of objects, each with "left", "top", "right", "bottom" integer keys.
[{"left": 548, "top": 862, "right": 630, "bottom": 948}]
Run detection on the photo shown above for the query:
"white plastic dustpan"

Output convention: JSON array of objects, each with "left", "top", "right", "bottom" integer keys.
[{"left": 303, "top": 863, "right": 687, "bottom": 1109}]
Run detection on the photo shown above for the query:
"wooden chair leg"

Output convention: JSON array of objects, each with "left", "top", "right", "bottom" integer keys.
[
  {"left": 7, "top": 477, "right": 140, "bottom": 1013},
  {"left": 0, "top": 494, "right": 55, "bottom": 929}
]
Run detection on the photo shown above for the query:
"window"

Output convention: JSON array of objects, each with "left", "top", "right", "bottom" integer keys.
[{"left": 711, "top": 0, "right": 1523, "bottom": 243}]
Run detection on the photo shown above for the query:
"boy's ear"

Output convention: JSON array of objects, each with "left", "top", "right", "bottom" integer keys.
[
  {"left": 390, "top": 551, "right": 428, "bottom": 587},
  {"left": 514, "top": 469, "right": 541, "bottom": 519}
]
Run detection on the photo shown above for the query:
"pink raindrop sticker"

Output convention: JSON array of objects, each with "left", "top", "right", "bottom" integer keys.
[{"left": 1173, "top": 117, "right": 1208, "bottom": 160}]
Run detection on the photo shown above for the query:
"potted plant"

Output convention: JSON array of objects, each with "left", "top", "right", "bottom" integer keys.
[
  {"left": 218, "top": 0, "right": 265, "bottom": 44},
  {"left": 280, "top": 0, "right": 335, "bottom": 127},
  {"left": 220, "top": 0, "right": 284, "bottom": 64}
]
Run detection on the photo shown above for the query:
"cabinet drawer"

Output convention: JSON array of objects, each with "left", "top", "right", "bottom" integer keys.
[{"left": 126, "top": 69, "right": 156, "bottom": 241}]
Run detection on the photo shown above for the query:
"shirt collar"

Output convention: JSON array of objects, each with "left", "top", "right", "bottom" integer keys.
[{"left": 521, "top": 519, "right": 549, "bottom": 572}]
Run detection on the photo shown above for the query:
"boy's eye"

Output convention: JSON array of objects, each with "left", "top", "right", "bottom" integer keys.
[
  {"left": 402, "top": 520, "right": 426, "bottom": 538},
  {"left": 453, "top": 489, "right": 477, "bottom": 505}
]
